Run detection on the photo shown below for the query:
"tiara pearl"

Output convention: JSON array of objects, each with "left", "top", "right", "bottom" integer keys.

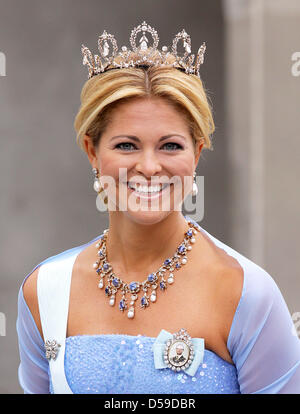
[{"left": 81, "top": 21, "right": 206, "bottom": 79}]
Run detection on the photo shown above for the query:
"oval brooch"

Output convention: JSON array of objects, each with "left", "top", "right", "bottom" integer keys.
[
  {"left": 164, "top": 329, "right": 194, "bottom": 371},
  {"left": 152, "top": 328, "right": 204, "bottom": 376}
]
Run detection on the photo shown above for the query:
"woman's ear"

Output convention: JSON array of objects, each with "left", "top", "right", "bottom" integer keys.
[
  {"left": 83, "top": 134, "right": 98, "bottom": 169},
  {"left": 194, "top": 139, "right": 204, "bottom": 166}
]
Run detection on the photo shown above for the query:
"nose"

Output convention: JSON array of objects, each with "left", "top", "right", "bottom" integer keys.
[{"left": 134, "top": 150, "right": 162, "bottom": 178}]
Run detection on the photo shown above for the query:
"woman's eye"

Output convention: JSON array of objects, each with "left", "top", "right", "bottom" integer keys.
[
  {"left": 115, "top": 142, "right": 183, "bottom": 151},
  {"left": 161, "top": 142, "right": 183, "bottom": 151},
  {"left": 115, "top": 142, "right": 136, "bottom": 151}
]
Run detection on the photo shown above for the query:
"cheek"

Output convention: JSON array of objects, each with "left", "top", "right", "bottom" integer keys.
[
  {"left": 167, "top": 156, "right": 195, "bottom": 196},
  {"left": 96, "top": 148, "right": 131, "bottom": 179},
  {"left": 166, "top": 156, "right": 195, "bottom": 177},
  {"left": 99, "top": 159, "right": 121, "bottom": 178}
]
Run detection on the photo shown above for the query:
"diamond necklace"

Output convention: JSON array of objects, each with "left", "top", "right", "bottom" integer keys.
[{"left": 93, "top": 220, "right": 200, "bottom": 319}]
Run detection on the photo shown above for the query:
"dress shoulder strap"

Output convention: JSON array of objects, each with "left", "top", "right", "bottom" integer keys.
[{"left": 37, "top": 248, "right": 81, "bottom": 394}]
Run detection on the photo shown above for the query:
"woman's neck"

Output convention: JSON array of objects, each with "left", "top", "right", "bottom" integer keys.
[{"left": 105, "top": 212, "right": 190, "bottom": 282}]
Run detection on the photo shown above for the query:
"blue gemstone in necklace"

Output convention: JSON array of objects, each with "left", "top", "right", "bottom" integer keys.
[
  {"left": 112, "top": 278, "right": 119, "bottom": 287},
  {"left": 164, "top": 258, "right": 172, "bottom": 266},
  {"left": 186, "top": 229, "right": 193, "bottom": 237},
  {"left": 119, "top": 299, "right": 126, "bottom": 311},
  {"left": 160, "top": 281, "right": 166, "bottom": 290},
  {"left": 178, "top": 244, "right": 185, "bottom": 254},
  {"left": 148, "top": 273, "right": 155, "bottom": 282},
  {"left": 129, "top": 282, "right": 137, "bottom": 292},
  {"left": 103, "top": 263, "right": 109, "bottom": 271},
  {"left": 141, "top": 296, "right": 148, "bottom": 307}
]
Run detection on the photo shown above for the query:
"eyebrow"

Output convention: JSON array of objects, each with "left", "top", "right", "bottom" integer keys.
[{"left": 110, "top": 134, "right": 187, "bottom": 143}]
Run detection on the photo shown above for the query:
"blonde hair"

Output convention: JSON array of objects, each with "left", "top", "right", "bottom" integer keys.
[{"left": 74, "top": 58, "right": 215, "bottom": 153}]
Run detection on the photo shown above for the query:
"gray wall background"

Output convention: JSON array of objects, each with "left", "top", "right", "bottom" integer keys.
[{"left": 0, "top": 0, "right": 299, "bottom": 393}]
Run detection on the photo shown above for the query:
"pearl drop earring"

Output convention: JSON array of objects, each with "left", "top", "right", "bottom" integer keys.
[
  {"left": 92, "top": 168, "right": 102, "bottom": 193},
  {"left": 92, "top": 168, "right": 108, "bottom": 205},
  {"left": 192, "top": 172, "right": 198, "bottom": 196}
]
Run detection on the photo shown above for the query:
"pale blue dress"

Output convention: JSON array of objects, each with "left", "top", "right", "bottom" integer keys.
[{"left": 16, "top": 217, "right": 300, "bottom": 393}]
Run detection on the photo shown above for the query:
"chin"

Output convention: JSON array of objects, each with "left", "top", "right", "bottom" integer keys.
[{"left": 121, "top": 209, "right": 173, "bottom": 226}]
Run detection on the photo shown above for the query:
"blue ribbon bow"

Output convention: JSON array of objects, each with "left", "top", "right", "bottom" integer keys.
[{"left": 152, "top": 329, "right": 205, "bottom": 376}]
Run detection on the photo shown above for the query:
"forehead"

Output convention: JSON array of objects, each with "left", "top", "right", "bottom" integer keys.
[{"left": 107, "top": 97, "right": 190, "bottom": 132}]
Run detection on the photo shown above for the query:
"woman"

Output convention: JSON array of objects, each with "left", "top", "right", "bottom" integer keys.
[{"left": 17, "top": 22, "right": 300, "bottom": 394}]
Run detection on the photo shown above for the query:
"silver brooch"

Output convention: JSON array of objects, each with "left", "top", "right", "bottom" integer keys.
[
  {"left": 153, "top": 328, "right": 204, "bottom": 375},
  {"left": 163, "top": 329, "right": 194, "bottom": 371},
  {"left": 45, "top": 339, "right": 61, "bottom": 360}
]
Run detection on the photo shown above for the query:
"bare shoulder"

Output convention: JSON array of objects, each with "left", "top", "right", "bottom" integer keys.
[
  {"left": 195, "top": 229, "right": 244, "bottom": 333},
  {"left": 22, "top": 267, "right": 43, "bottom": 340},
  {"left": 197, "top": 228, "right": 244, "bottom": 301},
  {"left": 212, "top": 255, "right": 244, "bottom": 342},
  {"left": 190, "top": 233, "right": 245, "bottom": 361},
  {"left": 215, "top": 259, "right": 244, "bottom": 304}
]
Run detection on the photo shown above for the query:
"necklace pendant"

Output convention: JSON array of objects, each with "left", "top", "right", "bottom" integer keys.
[
  {"left": 119, "top": 297, "right": 127, "bottom": 312},
  {"left": 140, "top": 294, "right": 150, "bottom": 309},
  {"left": 98, "top": 278, "right": 104, "bottom": 289},
  {"left": 109, "top": 294, "right": 115, "bottom": 306},
  {"left": 159, "top": 280, "right": 167, "bottom": 291},
  {"left": 127, "top": 306, "right": 135, "bottom": 319},
  {"left": 167, "top": 273, "right": 174, "bottom": 284},
  {"left": 150, "top": 290, "right": 157, "bottom": 302},
  {"left": 105, "top": 286, "right": 112, "bottom": 296}
]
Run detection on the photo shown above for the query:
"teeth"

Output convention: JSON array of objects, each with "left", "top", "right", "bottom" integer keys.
[{"left": 128, "top": 182, "right": 168, "bottom": 193}]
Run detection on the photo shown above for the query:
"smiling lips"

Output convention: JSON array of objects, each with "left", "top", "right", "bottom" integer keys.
[{"left": 126, "top": 181, "right": 171, "bottom": 199}]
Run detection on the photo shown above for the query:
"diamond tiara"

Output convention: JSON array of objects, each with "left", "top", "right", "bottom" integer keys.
[{"left": 81, "top": 21, "right": 206, "bottom": 80}]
